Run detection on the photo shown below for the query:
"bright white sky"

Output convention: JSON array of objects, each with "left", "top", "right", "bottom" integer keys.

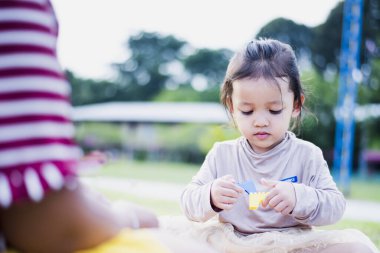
[{"left": 51, "top": 0, "right": 342, "bottom": 80}]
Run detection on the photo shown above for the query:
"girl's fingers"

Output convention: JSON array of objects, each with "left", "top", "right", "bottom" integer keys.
[
  {"left": 221, "top": 174, "right": 236, "bottom": 184},
  {"left": 221, "top": 175, "right": 244, "bottom": 193},
  {"left": 281, "top": 205, "right": 293, "bottom": 215},
  {"left": 218, "top": 179, "right": 244, "bottom": 195},
  {"left": 223, "top": 187, "right": 243, "bottom": 198},
  {"left": 262, "top": 190, "right": 277, "bottom": 207},
  {"left": 219, "top": 202, "right": 234, "bottom": 210},
  {"left": 211, "top": 175, "right": 244, "bottom": 210},
  {"left": 260, "top": 178, "right": 279, "bottom": 188},
  {"left": 220, "top": 196, "right": 238, "bottom": 205},
  {"left": 219, "top": 196, "right": 238, "bottom": 210},
  {"left": 268, "top": 195, "right": 282, "bottom": 209},
  {"left": 213, "top": 190, "right": 240, "bottom": 210},
  {"left": 234, "top": 184, "right": 244, "bottom": 194},
  {"left": 273, "top": 200, "right": 287, "bottom": 213}
]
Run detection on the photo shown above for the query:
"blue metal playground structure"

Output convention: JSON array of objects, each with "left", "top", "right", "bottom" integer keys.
[{"left": 333, "top": 0, "right": 364, "bottom": 194}]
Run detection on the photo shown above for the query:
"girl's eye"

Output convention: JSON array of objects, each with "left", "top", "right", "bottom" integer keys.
[
  {"left": 270, "top": 109, "right": 283, "bottom": 115},
  {"left": 241, "top": 110, "right": 253, "bottom": 115}
]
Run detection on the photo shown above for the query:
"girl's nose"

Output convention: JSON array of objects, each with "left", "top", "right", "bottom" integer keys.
[{"left": 253, "top": 113, "right": 269, "bottom": 127}]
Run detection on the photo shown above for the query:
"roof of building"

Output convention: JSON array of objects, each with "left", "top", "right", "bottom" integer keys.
[
  {"left": 73, "top": 102, "right": 380, "bottom": 124},
  {"left": 73, "top": 102, "right": 230, "bottom": 124}
]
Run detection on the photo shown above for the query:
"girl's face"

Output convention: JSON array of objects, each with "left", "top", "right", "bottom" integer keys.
[{"left": 230, "top": 77, "right": 301, "bottom": 153}]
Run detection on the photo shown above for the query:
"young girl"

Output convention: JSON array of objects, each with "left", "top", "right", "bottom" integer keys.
[
  {"left": 177, "top": 39, "right": 378, "bottom": 253},
  {"left": 0, "top": 1, "right": 217, "bottom": 253}
]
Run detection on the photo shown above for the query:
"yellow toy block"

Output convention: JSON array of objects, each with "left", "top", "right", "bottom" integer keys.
[{"left": 249, "top": 192, "right": 269, "bottom": 210}]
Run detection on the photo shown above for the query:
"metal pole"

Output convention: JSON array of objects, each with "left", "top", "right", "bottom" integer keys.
[{"left": 333, "top": 0, "right": 363, "bottom": 195}]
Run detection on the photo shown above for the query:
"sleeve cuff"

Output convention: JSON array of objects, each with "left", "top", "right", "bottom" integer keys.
[
  {"left": 291, "top": 183, "right": 318, "bottom": 220},
  {"left": 202, "top": 182, "right": 220, "bottom": 220}
]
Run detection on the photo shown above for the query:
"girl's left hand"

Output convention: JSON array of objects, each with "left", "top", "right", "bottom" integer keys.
[{"left": 260, "top": 178, "right": 296, "bottom": 215}]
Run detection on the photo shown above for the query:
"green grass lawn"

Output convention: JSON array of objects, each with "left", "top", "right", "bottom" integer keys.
[
  {"left": 93, "top": 159, "right": 380, "bottom": 202},
  {"left": 86, "top": 159, "right": 380, "bottom": 249},
  {"left": 90, "top": 159, "right": 199, "bottom": 184},
  {"left": 349, "top": 179, "right": 380, "bottom": 202},
  {"left": 323, "top": 219, "right": 380, "bottom": 249}
]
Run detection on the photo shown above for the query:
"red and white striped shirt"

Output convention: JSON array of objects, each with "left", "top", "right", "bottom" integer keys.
[{"left": 0, "top": 0, "right": 80, "bottom": 208}]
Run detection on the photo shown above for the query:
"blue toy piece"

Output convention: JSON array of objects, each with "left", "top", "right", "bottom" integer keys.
[
  {"left": 280, "top": 176, "right": 298, "bottom": 183},
  {"left": 239, "top": 176, "right": 298, "bottom": 194},
  {"left": 238, "top": 180, "right": 257, "bottom": 194}
]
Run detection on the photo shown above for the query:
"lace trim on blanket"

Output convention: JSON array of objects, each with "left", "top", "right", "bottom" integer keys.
[{"left": 160, "top": 216, "right": 379, "bottom": 253}]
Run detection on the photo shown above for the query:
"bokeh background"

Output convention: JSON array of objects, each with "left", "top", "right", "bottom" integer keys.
[{"left": 51, "top": 0, "right": 380, "bottom": 248}]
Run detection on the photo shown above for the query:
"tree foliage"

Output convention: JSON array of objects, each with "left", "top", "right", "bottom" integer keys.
[
  {"left": 67, "top": 70, "right": 118, "bottom": 106},
  {"left": 183, "top": 48, "right": 232, "bottom": 88},
  {"left": 154, "top": 86, "right": 220, "bottom": 102},
  {"left": 256, "top": 18, "right": 314, "bottom": 57},
  {"left": 256, "top": 0, "right": 380, "bottom": 75},
  {"left": 113, "top": 32, "right": 187, "bottom": 101},
  {"left": 68, "top": 1, "right": 380, "bottom": 165}
]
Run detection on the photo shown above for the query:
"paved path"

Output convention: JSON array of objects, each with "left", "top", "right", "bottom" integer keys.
[
  {"left": 343, "top": 199, "right": 380, "bottom": 223},
  {"left": 81, "top": 177, "right": 380, "bottom": 223}
]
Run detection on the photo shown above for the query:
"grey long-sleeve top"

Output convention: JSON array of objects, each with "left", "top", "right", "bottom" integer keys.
[{"left": 180, "top": 131, "right": 346, "bottom": 234}]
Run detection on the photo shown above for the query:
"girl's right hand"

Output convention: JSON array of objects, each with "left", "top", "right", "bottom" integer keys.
[{"left": 210, "top": 175, "right": 243, "bottom": 211}]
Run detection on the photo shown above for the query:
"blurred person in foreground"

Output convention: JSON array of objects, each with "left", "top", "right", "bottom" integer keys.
[{"left": 0, "top": 1, "right": 218, "bottom": 253}]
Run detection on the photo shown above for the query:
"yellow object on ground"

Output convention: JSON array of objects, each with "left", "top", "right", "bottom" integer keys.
[
  {"left": 249, "top": 192, "right": 269, "bottom": 210},
  {"left": 5, "top": 229, "right": 170, "bottom": 253},
  {"left": 76, "top": 229, "right": 170, "bottom": 253}
]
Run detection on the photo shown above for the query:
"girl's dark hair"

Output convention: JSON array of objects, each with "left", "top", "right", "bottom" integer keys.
[{"left": 220, "top": 38, "right": 305, "bottom": 130}]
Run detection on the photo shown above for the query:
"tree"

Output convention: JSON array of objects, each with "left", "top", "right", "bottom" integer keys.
[
  {"left": 183, "top": 48, "right": 232, "bottom": 89},
  {"left": 256, "top": 1, "right": 380, "bottom": 75},
  {"left": 310, "top": 2, "right": 344, "bottom": 73},
  {"left": 66, "top": 70, "right": 118, "bottom": 106},
  {"left": 256, "top": 18, "right": 314, "bottom": 58},
  {"left": 113, "top": 32, "right": 187, "bottom": 101},
  {"left": 310, "top": 0, "right": 380, "bottom": 74},
  {"left": 153, "top": 85, "right": 220, "bottom": 102},
  {"left": 299, "top": 69, "right": 338, "bottom": 165}
]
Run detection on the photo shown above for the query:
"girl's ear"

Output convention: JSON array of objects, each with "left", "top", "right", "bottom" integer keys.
[{"left": 292, "top": 94, "right": 305, "bottom": 117}]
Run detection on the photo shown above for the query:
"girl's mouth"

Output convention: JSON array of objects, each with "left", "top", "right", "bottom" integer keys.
[{"left": 254, "top": 132, "right": 269, "bottom": 140}]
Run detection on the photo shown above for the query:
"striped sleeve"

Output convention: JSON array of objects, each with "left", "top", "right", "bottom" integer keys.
[{"left": 0, "top": 0, "right": 81, "bottom": 208}]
